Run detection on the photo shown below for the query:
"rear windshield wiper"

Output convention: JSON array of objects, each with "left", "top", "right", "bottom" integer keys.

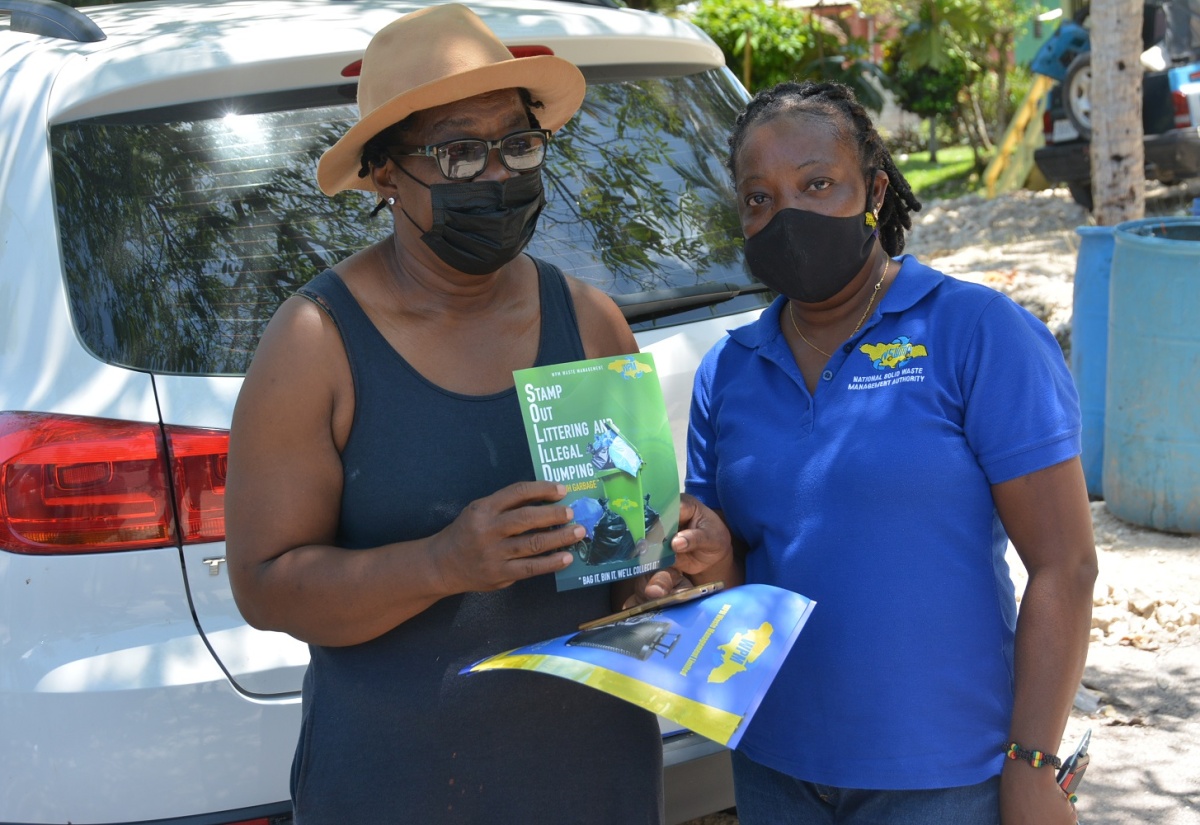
[{"left": 614, "top": 282, "right": 770, "bottom": 324}]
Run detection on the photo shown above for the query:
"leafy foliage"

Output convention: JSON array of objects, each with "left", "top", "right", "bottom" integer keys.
[
  {"left": 892, "top": 0, "right": 981, "bottom": 72},
  {"left": 881, "top": 39, "right": 968, "bottom": 120},
  {"left": 689, "top": 0, "right": 887, "bottom": 111},
  {"left": 872, "top": 0, "right": 1034, "bottom": 145},
  {"left": 691, "top": 0, "right": 827, "bottom": 90}
]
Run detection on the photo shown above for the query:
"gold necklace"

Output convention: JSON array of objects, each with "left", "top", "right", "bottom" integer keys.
[{"left": 788, "top": 258, "right": 891, "bottom": 359}]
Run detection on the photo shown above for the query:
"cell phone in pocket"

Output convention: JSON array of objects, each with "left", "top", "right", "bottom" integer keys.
[{"left": 1056, "top": 728, "right": 1091, "bottom": 799}]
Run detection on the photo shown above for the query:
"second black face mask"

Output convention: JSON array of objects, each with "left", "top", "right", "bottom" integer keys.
[
  {"left": 401, "top": 171, "right": 546, "bottom": 275},
  {"left": 743, "top": 207, "right": 877, "bottom": 303}
]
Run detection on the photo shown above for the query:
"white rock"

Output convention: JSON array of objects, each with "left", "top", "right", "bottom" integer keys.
[
  {"left": 1092, "top": 604, "right": 1127, "bottom": 631},
  {"left": 1155, "top": 604, "right": 1182, "bottom": 627},
  {"left": 1128, "top": 594, "right": 1157, "bottom": 618}
]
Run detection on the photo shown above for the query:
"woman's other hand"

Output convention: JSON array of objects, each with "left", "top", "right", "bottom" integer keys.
[
  {"left": 1000, "top": 759, "right": 1078, "bottom": 825},
  {"left": 671, "top": 494, "right": 742, "bottom": 584},
  {"left": 426, "top": 480, "right": 576, "bottom": 593},
  {"left": 616, "top": 495, "right": 741, "bottom": 608},
  {"left": 620, "top": 568, "right": 694, "bottom": 608}
]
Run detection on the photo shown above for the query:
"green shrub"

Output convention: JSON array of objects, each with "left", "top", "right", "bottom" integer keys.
[
  {"left": 689, "top": 0, "right": 889, "bottom": 112},
  {"left": 690, "top": 0, "right": 831, "bottom": 92}
]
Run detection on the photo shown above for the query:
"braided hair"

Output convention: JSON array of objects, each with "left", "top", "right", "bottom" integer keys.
[{"left": 727, "top": 80, "right": 921, "bottom": 256}]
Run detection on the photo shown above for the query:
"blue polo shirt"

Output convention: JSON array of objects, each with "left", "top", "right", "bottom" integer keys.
[{"left": 686, "top": 255, "right": 1080, "bottom": 789}]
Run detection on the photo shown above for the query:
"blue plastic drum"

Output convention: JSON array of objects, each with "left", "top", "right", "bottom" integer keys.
[
  {"left": 1071, "top": 226, "right": 1115, "bottom": 498},
  {"left": 1103, "top": 217, "right": 1200, "bottom": 533}
]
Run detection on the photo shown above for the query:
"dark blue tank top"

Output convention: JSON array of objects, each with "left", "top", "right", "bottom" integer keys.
[{"left": 291, "top": 260, "right": 663, "bottom": 824}]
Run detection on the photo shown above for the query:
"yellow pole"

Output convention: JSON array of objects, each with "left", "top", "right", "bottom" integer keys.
[{"left": 984, "top": 73, "right": 1055, "bottom": 197}]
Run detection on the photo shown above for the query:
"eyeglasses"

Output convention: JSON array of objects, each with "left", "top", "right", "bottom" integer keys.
[{"left": 388, "top": 129, "right": 552, "bottom": 181}]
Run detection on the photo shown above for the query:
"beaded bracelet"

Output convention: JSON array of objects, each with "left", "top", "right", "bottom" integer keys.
[{"left": 1005, "top": 742, "right": 1062, "bottom": 770}]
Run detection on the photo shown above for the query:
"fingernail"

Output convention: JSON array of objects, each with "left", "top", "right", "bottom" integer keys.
[
  {"left": 573, "top": 525, "right": 585, "bottom": 539},
  {"left": 564, "top": 507, "right": 574, "bottom": 521},
  {"left": 555, "top": 484, "right": 567, "bottom": 496}
]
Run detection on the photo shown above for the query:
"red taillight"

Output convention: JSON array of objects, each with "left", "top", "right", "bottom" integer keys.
[
  {"left": 341, "top": 59, "right": 362, "bottom": 78},
  {"left": 166, "top": 426, "right": 229, "bottom": 544},
  {"left": 1043, "top": 110, "right": 1054, "bottom": 139},
  {"left": 1173, "top": 90, "right": 1192, "bottom": 129},
  {"left": 0, "top": 412, "right": 228, "bottom": 554}
]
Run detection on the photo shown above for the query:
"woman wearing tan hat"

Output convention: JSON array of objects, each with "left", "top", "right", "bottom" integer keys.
[{"left": 224, "top": 5, "right": 718, "bottom": 823}]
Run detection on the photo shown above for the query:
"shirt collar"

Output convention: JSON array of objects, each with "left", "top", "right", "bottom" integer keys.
[{"left": 727, "top": 254, "right": 944, "bottom": 352}]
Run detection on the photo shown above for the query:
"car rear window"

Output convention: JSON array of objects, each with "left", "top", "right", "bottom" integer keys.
[{"left": 51, "top": 68, "right": 765, "bottom": 376}]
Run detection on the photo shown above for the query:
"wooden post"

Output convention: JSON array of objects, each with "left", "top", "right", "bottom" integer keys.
[{"left": 1090, "top": 0, "right": 1145, "bottom": 224}]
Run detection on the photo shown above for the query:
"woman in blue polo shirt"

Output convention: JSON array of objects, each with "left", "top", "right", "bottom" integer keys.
[{"left": 679, "top": 80, "right": 1097, "bottom": 824}]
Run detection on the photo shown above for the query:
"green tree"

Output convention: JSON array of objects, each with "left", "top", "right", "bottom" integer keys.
[
  {"left": 952, "top": 0, "right": 1032, "bottom": 144},
  {"left": 891, "top": 0, "right": 979, "bottom": 71},
  {"left": 881, "top": 39, "right": 969, "bottom": 161},
  {"left": 878, "top": 0, "right": 983, "bottom": 161},
  {"left": 690, "top": 0, "right": 887, "bottom": 111},
  {"left": 873, "top": 0, "right": 1033, "bottom": 156}
]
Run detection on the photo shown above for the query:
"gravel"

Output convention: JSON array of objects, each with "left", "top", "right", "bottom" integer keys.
[{"left": 904, "top": 180, "right": 1200, "bottom": 361}]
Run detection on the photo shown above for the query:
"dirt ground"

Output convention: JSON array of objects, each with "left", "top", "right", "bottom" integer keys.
[
  {"left": 1061, "top": 505, "right": 1200, "bottom": 825},
  {"left": 682, "top": 183, "right": 1200, "bottom": 825}
]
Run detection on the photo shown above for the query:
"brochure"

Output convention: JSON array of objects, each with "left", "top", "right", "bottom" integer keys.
[
  {"left": 514, "top": 353, "right": 679, "bottom": 592},
  {"left": 462, "top": 583, "right": 816, "bottom": 748}
]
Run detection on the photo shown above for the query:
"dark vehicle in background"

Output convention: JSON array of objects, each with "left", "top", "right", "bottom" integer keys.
[{"left": 1033, "top": 1, "right": 1200, "bottom": 210}]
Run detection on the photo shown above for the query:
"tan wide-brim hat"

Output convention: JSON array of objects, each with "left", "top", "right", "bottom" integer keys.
[{"left": 317, "top": 3, "right": 586, "bottom": 195}]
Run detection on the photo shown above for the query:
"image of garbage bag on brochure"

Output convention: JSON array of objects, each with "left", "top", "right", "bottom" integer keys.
[{"left": 564, "top": 421, "right": 665, "bottom": 566}]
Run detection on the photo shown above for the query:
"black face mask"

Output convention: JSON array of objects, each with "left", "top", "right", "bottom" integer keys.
[
  {"left": 398, "top": 168, "right": 546, "bottom": 275},
  {"left": 743, "top": 206, "right": 878, "bottom": 303}
]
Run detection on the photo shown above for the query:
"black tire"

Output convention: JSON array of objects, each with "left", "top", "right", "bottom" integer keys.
[
  {"left": 1068, "top": 180, "right": 1095, "bottom": 211},
  {"left": 1064, "top": 53, "right": 1094, "bottom": 140}
]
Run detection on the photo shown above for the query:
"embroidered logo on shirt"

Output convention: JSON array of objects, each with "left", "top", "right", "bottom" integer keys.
[{"left": 859, "top": 336, "right": 929, "bottom": 370}]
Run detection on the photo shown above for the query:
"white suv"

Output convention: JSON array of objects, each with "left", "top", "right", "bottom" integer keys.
[{"left": 0, "top": 1, "right": 767, "bottom": 822}]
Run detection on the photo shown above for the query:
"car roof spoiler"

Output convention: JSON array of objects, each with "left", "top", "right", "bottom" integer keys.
[{"left": 3, "top": 0, "right": 105, "bottom": 42}]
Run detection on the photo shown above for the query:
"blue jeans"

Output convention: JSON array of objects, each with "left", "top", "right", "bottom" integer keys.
[{"left": 732, "top": 750, "right": 1002, "bottom": 825}]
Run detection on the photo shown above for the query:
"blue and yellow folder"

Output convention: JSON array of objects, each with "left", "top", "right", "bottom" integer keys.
[{"left": 463, "top": 583, "right": 815, "bottom": 747}]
